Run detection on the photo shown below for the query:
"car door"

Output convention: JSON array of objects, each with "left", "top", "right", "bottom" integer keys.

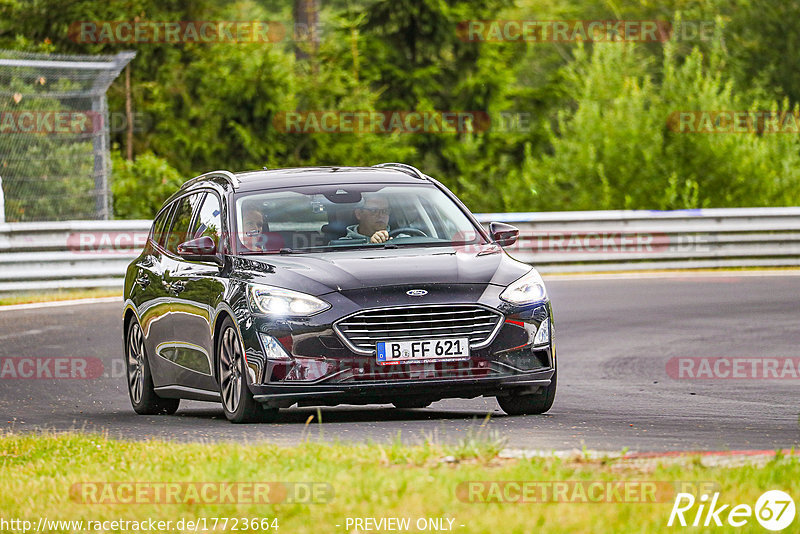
[
  {"left": 164, "top": 191, "right": 226, "bottom": 393},
  {"left": 132, "top": 203, "right": 175, "bottom": 379},
  {"left": 148, "top": 192, "right": 204, "bottom": 388}
]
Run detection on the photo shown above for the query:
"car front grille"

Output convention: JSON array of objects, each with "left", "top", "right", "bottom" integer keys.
[{"left": 335, "top": 305, "right": 503, "bottom": 354}]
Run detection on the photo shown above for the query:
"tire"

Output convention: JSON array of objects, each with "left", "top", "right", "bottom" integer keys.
[
  {"left": 217, "top": 317, "right": 278, "bottom": 423},
  {"left": 497, "top": 370, "right": 557, "bottom": 415},
  {"left": 392, "top": 399, "right": 432, "bottom": 409},
  {"left": 125, "top": 320, "right": 180, "bottom": 415}
]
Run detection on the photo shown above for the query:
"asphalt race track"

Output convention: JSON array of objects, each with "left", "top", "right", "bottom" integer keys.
[{"left": 1, "top": 273, "right": 798, "bottom": 453}]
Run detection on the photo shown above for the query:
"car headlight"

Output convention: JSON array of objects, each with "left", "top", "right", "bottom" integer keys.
[
  {"left": 499, "top": 269, "right": 548, "bottom": 305},
  {"left": 248, "top": 284, "right": 331, "bottom": 316}
]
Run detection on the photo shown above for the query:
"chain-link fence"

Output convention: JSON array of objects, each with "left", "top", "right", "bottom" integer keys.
[{"left": 0, "top": 49, "right": 134, "bottom": 222}]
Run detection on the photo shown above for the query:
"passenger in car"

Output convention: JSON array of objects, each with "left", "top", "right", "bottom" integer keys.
[
  {"left": 241, "top": 207, "right": 288, "bottom": 252},
  {"left": 241, "top": 207, "right": 268, "bottom": 251}
]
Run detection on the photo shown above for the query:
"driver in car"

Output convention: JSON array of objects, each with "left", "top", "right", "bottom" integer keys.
[{"left": 343, "top": 194, "right": 393, "bottom": 243}]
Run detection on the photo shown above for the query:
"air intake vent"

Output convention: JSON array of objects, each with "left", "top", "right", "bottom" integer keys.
[{"left": 335, "top": 305, "right": 502, "bottom": 355}]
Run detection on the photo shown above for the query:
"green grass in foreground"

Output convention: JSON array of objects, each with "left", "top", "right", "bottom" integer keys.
[{"left": 0, "top": 432, "right": 798, "bottom": 533}]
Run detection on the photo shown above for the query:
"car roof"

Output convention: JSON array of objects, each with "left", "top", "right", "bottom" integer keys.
[
  {"left": 232, "top": 166, "right": 428, "bottom": 192},
  {"left": 165, "top": 165, "right": 437, "bottom": 207}
]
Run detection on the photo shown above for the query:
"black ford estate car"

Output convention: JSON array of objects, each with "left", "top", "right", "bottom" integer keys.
[{"left": 123, "top": 163, "right": 556, "bottom": 423}]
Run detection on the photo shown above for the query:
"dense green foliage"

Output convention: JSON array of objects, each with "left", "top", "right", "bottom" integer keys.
[
  {"left": 1, "top": 0, "right": 798, "bottom": 217},
  {"left": 110, "top": 149, "right": 184, "bottom": 219}
]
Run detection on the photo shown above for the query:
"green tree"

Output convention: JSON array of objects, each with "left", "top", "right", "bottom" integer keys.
[{"left": 515, "top": 41, "right": 800, "bottom": 211}]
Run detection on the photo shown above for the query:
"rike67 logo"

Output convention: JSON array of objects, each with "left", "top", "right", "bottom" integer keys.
[{"left": 669, "top": 490, "right": 795, "bottom": 531}]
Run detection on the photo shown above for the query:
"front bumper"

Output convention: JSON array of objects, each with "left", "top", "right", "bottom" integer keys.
[
  {"left": 237, "top": 288, "right": 555, "bottom": 408},
  {"left": 252, "top": 368, "right": 554, "bottom": 408}
]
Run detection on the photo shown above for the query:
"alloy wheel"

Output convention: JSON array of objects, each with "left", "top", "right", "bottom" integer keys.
[
  {"left": 219, "top": 326, "right": 243, "bottom": 414},
  {"left": 126, "top": 323, "right": 146, "bottom": 404}
]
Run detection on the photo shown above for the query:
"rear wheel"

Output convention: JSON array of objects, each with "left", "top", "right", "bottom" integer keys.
[
  {"left": 497, "top": 370, "right": 557, "bottom": 415},
  {"left": 125, "top": 321, "right": 180, "bottom": 415},
  {"left": 217, "top": 317, "right": 278, "bottom": 423}
]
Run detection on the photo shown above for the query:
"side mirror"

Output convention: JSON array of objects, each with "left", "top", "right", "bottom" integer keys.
[
  {"left": 489, "top": 222, "right": 519, "bottom": 247},
  {"left": 177, "top": 236, "right": 222, "bottom": 265}
]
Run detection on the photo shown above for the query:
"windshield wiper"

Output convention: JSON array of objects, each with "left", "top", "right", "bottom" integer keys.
[{"left": 386, "top": 241, "right": 455, "bottom": 249}]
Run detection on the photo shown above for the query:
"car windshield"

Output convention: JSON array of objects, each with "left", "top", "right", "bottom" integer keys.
[{"left": 234, "top": 184, "right": 486, "bottom": 254}]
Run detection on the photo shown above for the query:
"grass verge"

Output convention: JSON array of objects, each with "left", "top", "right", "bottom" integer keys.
[
  {"left": 0, "top": 289, "right": 121, "bottom": 306},
  {"left": 0, "top": 432, "right": 797, "bottom": 533}
]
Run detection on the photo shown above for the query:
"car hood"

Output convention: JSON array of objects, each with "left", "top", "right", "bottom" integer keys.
[{"left": 232, "top": 245, "right": 532, "bottom": 296}]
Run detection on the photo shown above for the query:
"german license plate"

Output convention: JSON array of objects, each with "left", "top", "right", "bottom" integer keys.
[{"left": 376, "top": 338, "right": 470, "bottom": 365}]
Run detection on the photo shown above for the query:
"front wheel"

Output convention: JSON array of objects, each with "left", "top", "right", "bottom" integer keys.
[
  {"left": 497, "top": 370, "right": 557, "bottom": 415},
  {"left": 125, "top": 320, "right": 180, "bottom": 415},
  {"left": 217, "top": 317, "right": 278, "bottom": 423}
]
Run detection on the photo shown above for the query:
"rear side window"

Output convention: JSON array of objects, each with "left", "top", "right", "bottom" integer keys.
[
  {"left": 151, "top": 205, "right": 174, "bottom": 247},
  {"left": 165, "top": 193, "right": 203, "bottom": 253}
]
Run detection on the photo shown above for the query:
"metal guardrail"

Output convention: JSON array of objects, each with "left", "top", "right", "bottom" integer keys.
[
  {"left": 0, "top": 220, "right": 147, "bottom": 293},
  {"left": 1, "top": 207, "right": 800, "bottom": 293},
  {"left": 475, "top": 207, "right": 800, "bottom": 272}
]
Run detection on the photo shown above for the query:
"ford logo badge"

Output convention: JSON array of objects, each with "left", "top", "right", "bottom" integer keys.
[{"left": 406, "top": 289, "right": 428, "bottom": 297}]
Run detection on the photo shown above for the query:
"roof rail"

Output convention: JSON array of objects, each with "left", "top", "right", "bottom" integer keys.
[
  {"left": 372, "top": 162, "right": 427, "bottom": 180},
  {"left": 182, "top": 169, "right": 240, "bottom": 190}
]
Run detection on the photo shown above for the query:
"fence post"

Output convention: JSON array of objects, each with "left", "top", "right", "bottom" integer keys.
[{"left": 0, "top": 175, "right": 5, "bottom": 223}]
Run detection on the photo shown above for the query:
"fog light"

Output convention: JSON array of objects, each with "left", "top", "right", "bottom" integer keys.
[
  {"left": 259, "top": 333, "right": 293, "bottom": 361},
  {"left": 533, "top": 318, "right": 550, "bottom": 346}
]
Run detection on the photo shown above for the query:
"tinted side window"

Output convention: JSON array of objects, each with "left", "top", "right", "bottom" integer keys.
[
  {"left": 165, "top": 193, "right": 202, "bottom": 254},
  {"left": 189, "top": 193, "right": 223, "bottom": 247},
  {"left": 151, "top": 205, "right": 174, "bottom": 247}
]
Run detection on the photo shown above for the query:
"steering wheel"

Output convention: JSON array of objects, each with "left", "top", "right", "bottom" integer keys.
[{"left": 389, "top": 227, "right": 428, "bottom": 238}]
